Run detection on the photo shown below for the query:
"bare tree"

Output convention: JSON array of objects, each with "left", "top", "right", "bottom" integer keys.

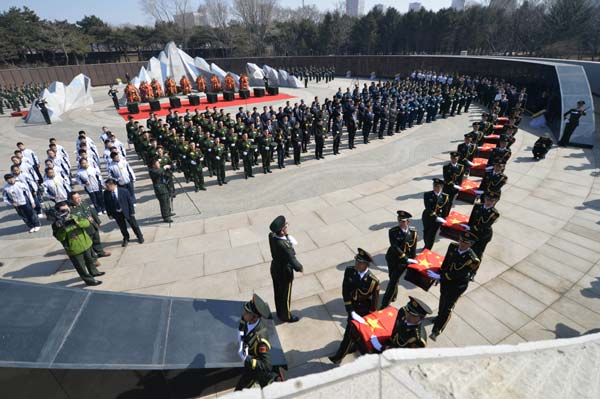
[
  {"left": 232, "top": 0, "right": 278, "bottom": 55},
  {"left": 200, "top": 0, "right": 230, "bottom": 29},
  {"left": 139, "top": 0, "right": 194, "bottom": 47}
]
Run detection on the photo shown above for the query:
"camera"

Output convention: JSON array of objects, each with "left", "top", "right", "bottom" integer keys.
[{"left": 44, "top": 206, "right": 75, "bottom": 228}]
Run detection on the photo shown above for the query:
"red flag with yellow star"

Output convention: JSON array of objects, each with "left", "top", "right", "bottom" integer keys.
[
  {"left": 478, "top": 142, "right": 496, "bottom": 159},
  {"left": 459, "top": 179, "right": 480, "bottom": 195},
  {"left": 496, "top": 117, "right": 509, "bottom": 125},
  {"left": 440, "top": 211, "right": 469, "bottom": 241},
  {"left": 351, "top": 307, "right": 398, "bottom": 352},
  {"left": 404, "top": 249, "right": 444, "bottom": 291}
]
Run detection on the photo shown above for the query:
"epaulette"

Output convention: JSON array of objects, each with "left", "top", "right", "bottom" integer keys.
[
  {"left": 409, "top": 226, "right": 416, "bottom": 232},
  {"left": 368, "top": 270, "right": 380, "bottom": 283}
]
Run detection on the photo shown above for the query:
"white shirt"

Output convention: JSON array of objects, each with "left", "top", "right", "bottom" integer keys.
[
  {"left": 46, "top": 156, "right": 70, "bottom": 180},
  {"left": 76, "top": 165, "right": 103, "bottom": 192},
  {"left": 21, "top": 148, "right": 40, "bottom": 168},
  {"left": 43, "top": 175, "right": 71, "bottom": 202},
  {"left": 3, "top": 181, "right": 34, "bottom": 206},
  {"left": 246, "top": 319, "right": 259, "bottom": 334},
  {"left": 14, "top": 172, "right": 38, "bottom": 193},
  {"left": 358, "top": 268, "right": 369, "bottom": 279},
  {"left": 54, "top": 144, "right": 71, "bottom": 168},
  {"left": 108, "top": 159, "right": 135, "bottom": 185}
]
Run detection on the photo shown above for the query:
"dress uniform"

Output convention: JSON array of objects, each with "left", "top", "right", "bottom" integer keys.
[
  {"left": 188, "top": 147, "right": 206, "bottom": 191},
  {"left": 313, "top": 119, "right": 327, "bottom": 159},
  {"left": 559, "top": 101, "right": 587, "bottom": 146},
  {"left": 269, "top": 216, "right": 303, "bottom": 322},
  {"left": 422, "top": 178, "right": 451, "bottom": 250},
  {"left": 235, "top": 294, "right": 279, "bottom": 391},
  {"left": 487, "top": 137, "right": 512, "bottom": 167},
  {"left": 457, "top": 134, "right": 477, "bottom": 175},
  {"left": 149, "top": 161, "right": 173, "bottom": 223},
  {"left": 465, "top": 193, "right": 500, "bottom": 260},
  {"left": 239, "top": 136, "right": 255, "bottom": 178},
  {"left": 381, "top": 211, "right": 418, "bottom": 309},
  {"left": 213, "top": 140, "right": 227, "bottom": 185},
  {"left": 429, "top": 232, "right": 480, "bottom": 340},
  {"left": 476, "top": 162, "right": 507, "bottom": 200},
  {"left": 385, "top": 296, "right": 431, "bottom": 349},
  {"left": 332, "top": 115, "right": 343, "bottom": 155},
  {"left": 532, "top": 137, "right": 553, "bottom": 160},
  {"left": 443, "top": 152, "right": 465, "bottom": 207},
  {"left": 329, "top": 248, "right": 380, "bottom": 364}
]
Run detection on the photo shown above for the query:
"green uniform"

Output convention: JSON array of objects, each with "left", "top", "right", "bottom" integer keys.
[
  {"left": 268, "top": 232, "right": 303, "bottom": 321},
  {"left": 149, "top": 166, "right": 173, "bottom": 222},
  {"left": 239, "top": 139, "right": 254, "bottom": 178},
  {"left": 188, "top": 149, "right": 206, "bottom": 191},
  {"left": 70, "top": 200, "right": 107, "bottom": 257},
  {"left": 213, "top": 144, "right": 227, "bottom": 185},
  {"left": 52, "top": 215, "right": 101, "bottom": 285}
]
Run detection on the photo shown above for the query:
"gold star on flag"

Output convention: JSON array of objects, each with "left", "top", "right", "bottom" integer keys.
[
  {"left": 366, "top": 317, "right": 383, "bottom": 332},
  {"left": 419, "top": 259, "right": 432, "bottom": 268},
  {"left": 450, "top": 218, "right": 461, "bottom": 224}
]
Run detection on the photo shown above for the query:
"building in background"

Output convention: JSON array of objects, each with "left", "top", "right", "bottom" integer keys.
[
  {"left": 346, "top": 0, "right": 365, "bottom": 16},
  {"left": 174, "top": 12, "right": 206, "bottom": 27},
  {"left": 408, "top": 2, "right": 424, "bottom": 12},
  {"left": 451, "top": 0, "right": 465, "bottom": 11}
]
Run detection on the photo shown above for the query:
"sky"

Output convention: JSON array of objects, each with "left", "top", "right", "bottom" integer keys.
[{"left": 4, "top": 0, "right": 458, "bottom": 26}]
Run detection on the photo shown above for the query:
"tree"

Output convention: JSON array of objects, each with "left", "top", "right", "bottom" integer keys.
[
  {"left": 139, "top": 0, "right": 195, "bottom": 47},
  {"left": 0, "top": 7, "right": 45, "bottom": 64},
  {"left": 232, "top": 0, "right": 278, "bottom": 55},
  {"left": 43, "top": 20, "right": 91, "bottom": 65},
  {"left": 77, "top": 15, "right": 111, "bottom": 52}
]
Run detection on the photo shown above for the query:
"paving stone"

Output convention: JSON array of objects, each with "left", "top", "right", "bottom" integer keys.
[
  {"left": 344, "top": 228, "right": 389, "bottom": 255},
  {"left": 296, "top": 242, "right": 355, "bottom": 274},
  {"left": 347, "top": 208, "right": 396, "bottom": 233},
  {"left": 351, "top": 193, "right": 397, "bottom": 213},
  {"left": 466, "top": 286, "right": 531, "bottom": 331},
  {"left": 534, "top": 244, "right": 594, "bottom": 273},
  {"left": 550, "top": 297, "right": 600, "bottom": 331},
  {"left": 177, "top": 230, "right": 231, "bottom": 257},
  {"left": 483, "top": 234, "right": 531, "bottom": 267},
  {"left": 138, "top": 254, "right": 204, "bottom": 288},
  {"left": 204, "top": 212, "right": 250, "bottom": 233},
  {"left": 153, "top": 219, "right": 205, "bottom": 241},
  {"left": 306, "top": 220, "right": 362, "bottom": 248},
  {"left": 246, "top": 205, "right": 290, "bottom": 227},
  {"left": 495, "top": 203, "right": 565, "bottom": 235},
  {"left": 492, "top": 217, "right": 551, "bottom": 251},
  {"left": 284, "top": 211, "right": 326, "bottom": 232},
  {"left": 117, "top": 239, "right": 178, "bottom": 267},
  {"left": 516, "top": 320, "right": 557, "bottom": 341},
  {"left": 204, "top": 243, "right": 264, "bottom": 275},
  {"left": 546, "top": 236, "right": 600, "bottom": 264},
  {"left": 500, "top": 270, "right": 562, "bottom": 306},
  {"left": 484, "top": 278, "right": 546, "bottom": 318},
  {"left": 442, "top": 312, "right": 491, "bottom": 346},
  {"left": 228, "top": 225, "right": 266, "bottom": 248},
  {"left": 534, "top": 308, "right": 588, "bottom": 338},
  {"left": 563, "top": 286, "right": 600, "bottom": 315},
  {"left": 525, "top": 252, "right": 585, "bottom": 283},
  {"left": 352, "top": 180, "right": 390, "bottom": 196},
  {"left": 286, "top": 197, "right": 331, "bottom": 216},
  {"left": 320, "top": 188, "right": 363, "bottom": 206},
  {"left": 170, "top": 271, "right": 240, "bottom": 299},
  {"left": 513, "top": 260, "right": 573, "bottom": 294},
  {"left": 314, "top": 202, "right": 364, "bottom": 225}
]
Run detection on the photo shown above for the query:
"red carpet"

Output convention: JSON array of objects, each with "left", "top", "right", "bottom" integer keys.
[{"left": 117, "top": 93, "right": 296, "bottom": 121}]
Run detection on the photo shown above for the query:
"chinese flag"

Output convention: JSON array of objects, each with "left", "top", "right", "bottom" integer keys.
[
  {"left": 493, "top": 125, "right": 504, "bottom": 131},
  {"left": 352, "top": 307, "right": 398, "bottom": 352},
  {"left": 404, "top": 249, "right": 444, "bottom": 291},
  {"left": 471, "top": 157, "right": 488, "bottom": 170},
  {"left": 460, "top": 179, "right": 480, "bottom": 195},
  {"left": 479, "top": 142, "right": 496, "bottom": 152},
  {"left": 496, "top": 117, "right": 509, "bottom": 125},
  {"left": 443, "top": 211, "right": 469, "bottom": 230}
]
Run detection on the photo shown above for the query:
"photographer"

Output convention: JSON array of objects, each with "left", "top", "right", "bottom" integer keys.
[
  {"left": 68, "top": 191, "right": 111, "bottom": 259},
  {"left": 51, "top": 201, "right": 104, "bottom": 286}
]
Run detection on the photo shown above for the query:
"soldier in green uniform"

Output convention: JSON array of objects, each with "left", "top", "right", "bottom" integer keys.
[
  {"left": 269, "top": 215, "right": 303, "bottom": 323},
  {"left": 261, "top": 130, "right": 274, "bottom": 174},
  {"left": 329, "top": 248, "right": 380, "bottom": 364},
  {"left": 462, "top": 192, "right": 500, "bottom": 260},
  {"left": 380, "top": 211, "right": 418, "bottom": 309},
  {"left": 187, "top": 143, "right": 206, "bottom": 191},
  {"left": 427, "top": 232, "right": 480, "bottom": 340},
  {"left": 235, "top": 294, "right": 279, "bottom": 391},
  {"left": 239, "top": 133, "right": 255, "bottom": 179},
  {"left": 213, "top": 137, "right": 227, "bottom": 185},
  {"left": 149, "top": 160, "right": 174, "bottom": 223},
  {"left": 422, "top": 178, "right": 451, "bottom": 250},
  {"left": 51, "top": 201, "right": 104, "bottom": 286},
  {"left": 68, "top": 192, "right": 111, "bottom": 259}
]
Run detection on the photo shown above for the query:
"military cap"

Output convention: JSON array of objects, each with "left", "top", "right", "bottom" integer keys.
[
  {"left": 4, "top": 173, "right": 14, "bottom": 180},
  {"left": 577, "top": 100, "right": 585, "bottom": 105},
  {"left": 243, "top": 294, "right": 271, "bottom": 318},
  {"left": 396, "top": 210, "right": 412, "bottom": 220},
  {"left": 485, "top": 192, "right": 500, "bottom": 201},
  {"left": 405, "top": 296, "right": 432, "bottom": 317},
  {"left": 432, "top": 178, "right": 444, "bottom": 186},
  {"left": 472, "top": 122, "right": 480, "bottom": 126},
  {"left": 450, "top": 151, "right": 459, "bottom": 157},
  {"left": 269, "top": 215, "right": 287, "bottom": 233},
  {"left": 464, "top": 133, "right": 473, "bottom": 139},
  {"left": 499, "top": 135, "right": 509, "bottom": 142},
  {"left": 460, "top": 231, "right": 479, "bottom": 244},
  {"left": 494, "top": 160, "right": 506, "bottom": 166},
  {"left": 355, "top": 248, "right": 374, "bottom": 264}
]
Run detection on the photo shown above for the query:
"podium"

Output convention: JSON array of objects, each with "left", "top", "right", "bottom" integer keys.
[
  {"left": 169, "top": 97, "right": 181, "bottom": 108},
  {"left": 253, "top": 88, "right": 265, "bottom": 97},
  {"left": 206, "top": 92, "right": 218, "bottom": 104},
  {"left": 239, "top": 90, "right": 250, "bottom": 99},
  {"left": 223, "top": 91, "right": 235, "bottom": 101},
  {"left": 127, "top": 102, "right": 139, "bottom": 114},
  {"left": 188, "top": 95, "right": 200, "bottom": 106},
  {"left": 267, "top": 86, "right": 279, "bottom": 95},
  {"left": 149, "top": 100, "right": 161, "bottom": 111}
]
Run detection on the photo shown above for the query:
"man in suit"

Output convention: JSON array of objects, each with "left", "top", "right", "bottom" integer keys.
[{"left": 103, "top": 178, "right": 144, "bottom": 247}]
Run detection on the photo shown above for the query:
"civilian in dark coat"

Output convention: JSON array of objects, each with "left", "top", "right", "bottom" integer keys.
[{"left": 103, "top": 178, "right": 143, "bottom": 247}]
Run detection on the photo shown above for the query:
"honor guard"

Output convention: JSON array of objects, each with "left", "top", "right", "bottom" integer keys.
[
  {"left": 235, "top": 294, "right": 280, "bottom": 391},
  {"left": 475, "top": 161, "right": 507, "bottom": 200},
  {"left": 462, "top": 192, "right": 500, "bottom": 260},
  {"left": 427, "top": 232, "right": 480, "bottom": 340},
  {"left": 422, "top": 178, "right": 451, "bottom": 250},
  {"left": 329, "top": 248, "right": 380, "bottom": 364},
  {"left": 487, "top": 135, "right": 512, "bottom": 168},
  {"left": 269, "top": 215, "right": 304, "bottom": 323},
  {"left": 443, "top": 151, "right": 466, "bottom": 207},
  {"left": 380, "top": 210, "right": 418, "bottom": 309}
]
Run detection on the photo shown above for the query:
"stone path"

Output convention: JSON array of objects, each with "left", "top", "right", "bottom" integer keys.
[{"left": 1, "top": 80, "right": 599, "bottom": 398}]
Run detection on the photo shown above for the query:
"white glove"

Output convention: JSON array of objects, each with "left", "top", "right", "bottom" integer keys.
[
  {"left": 435, "top": 217, "right": 446, "bottom": 224},
  {"left": 460, "top": 224, "right": 471, "bottom": 231},
  {"left": 287, "top": 235, "right": 298, "bottom": 246},
  {"left": 407, "top": 258, "right": 418, "bottom": 264},
  {"left": 474, "top": 190, "right": 484, "bottom": 195},
  {"left": 243, "top": 151, "right": 248, "bottom": 156},
  {"left": 238, "top": 346, "right": 248, "bottom": 362},
  {"left": 467, "top": 161, "right": 474, "bottom": 167},
  {"left": 453, "top": 184, "right": 462, "bottom": 190},
  {"left": 254, "top": 149, "right": 258, "bottom": 152},
  {"left": 200, "top": 157, "right": 204, "bottom": 161},
  {"left": 216, "top": 156, "right": 220, "bottom": 160},
  {"left": 351, "top": 311, "right": 366, "bottom": 325},
  {"left": 208, "top": 149, "right": 212, "bottom": 152},
  {"left": 230, "top": 144, "right": 235, "bottom": 147},
  {"left": 370, "top": 335, "right": 383, "bottom": 351},
  {"left": 265, "top": 146, "right": 270, "bottom": 150},
  {"left": 427, "top": 270, "right": 441, "bottom": 280},
  {"left": 485, "top": 166, "right": 493, "bottom": 170},
  {"left": 190, "top": 161, "right": 197, "bottom": 165},
  {"left": 182, "top": 155, "right": 186, "bottom": 159}
]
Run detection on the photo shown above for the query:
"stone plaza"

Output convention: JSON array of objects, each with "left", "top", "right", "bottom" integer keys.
[{"left": 1, "top": 78, "right": 599, "bottom": 398}]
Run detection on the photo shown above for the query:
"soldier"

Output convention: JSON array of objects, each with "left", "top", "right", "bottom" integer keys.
[
  {"left": 442, "top": 151, "right": 465, "bottom": 208},
  {"left": 532, "top": 136, "right": 553, "bottom": 160},
  {"left": 313, "top": 118, "right": 327, "bottom": 160},
  {"left": 239, "top": 133, "right": 255, "bottom": 179},
  {"left": 290, "top": 121, "right": 302, "bottom": 165},
  {"left": 475, "top": 161, "right": 507, "bottom": 201},
  {"left": 260, "top": 130, "right": 274, "bottom": 174},
  {"left": 427, "top": 232, "right": 480, "bottom": 340},
  {"left": 347, "top": 109, "right": 358, "bottom": 149},
  {"left": 269, "top": 215, "right": 303, "bottom": 323},
  {"left": 487, "top": 136, "right": 512, "bottom": 168},
  {"left": 380, "top": 211, "right": 418, "bottom": 309},
  {"left": 328, "top": 248, "right": 380, "bottom": 364},
  {"left": 370, "top": 296, "right": 432, "bottom": 352},
  {"left": 422, "top": 178, "right": 451, "bottom": 250},
  {"left": 274, "top": 129, "right": 286, "bottom": 169},
  {"left": 108, "top": 86, "right": 120, "bottom": 109},
  {"left": 69, "top": 191, "right": 111, "bottom": 259},
  {"left": 235, "top": 294, "right": 279, "bottom": 390},
  {"left": 331, "top": 114, "right": 343, "bottom": 155},
  {"left": 457, "top": 133, "right": 477, "bottom": 176},
  {"left": 149, "top": 160, "right": 174, "bottom": 223},
  {"left": 213, "top": 137, "right": 227, "bottom": 185},
  {"left": 362, "top": 105, "right": 373, "bottom": 144},
  {"left": 462, "top": 193, "right": 500, "bottom": 260},
  {"left": 188, "top": 143, "right": 207, "bottom": 191}
]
